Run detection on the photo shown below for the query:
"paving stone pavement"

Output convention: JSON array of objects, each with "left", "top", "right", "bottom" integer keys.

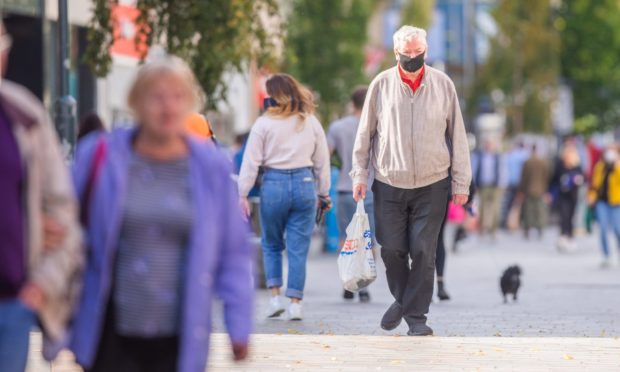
[
  {"left": 242, "top": 226, "right": 620, "bottom": 338},
  {"left": 26, "top": 226, "right": 620, "bottom": 371}
]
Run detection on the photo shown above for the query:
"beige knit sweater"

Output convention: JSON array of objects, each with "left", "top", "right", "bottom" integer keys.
[{"left": 238, "top": 113, "right": 331, "bottom": 197}]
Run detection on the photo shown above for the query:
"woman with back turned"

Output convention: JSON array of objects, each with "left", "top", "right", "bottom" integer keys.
[{"left": 238, "top": 73, "right": 331, "bottom": 321}]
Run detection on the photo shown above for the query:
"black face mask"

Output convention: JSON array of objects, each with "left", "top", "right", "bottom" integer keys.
[{"left": 399, "top": 52, "right": 425, "bottom": 73}]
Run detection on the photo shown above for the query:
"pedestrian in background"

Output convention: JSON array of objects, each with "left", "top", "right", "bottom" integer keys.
[
  {"left": 585, "top": 138, "right": 603, "bottom": 234},
  {"left": 471, "top": 139, "right": 508, "bottom": 240},
  {"left": 77, "top": 112, "right": 106, "bottom": 141},
  {"left": 502, "top": 141, "right": 529, "bottom": 229},
  {"left": 519, "top": 144, "right": 551, "bottom": 239},
  {"left": 327, "top": 85, "right": 374, "bottom": 303},
  {"left": 551, "top": 144, "right": 584, "bottom": 252},
  {"left": 238, "top": 73, "right": 331, "bottom": 321},
  {"left": 70, "top": 56, "right": 252, "bottom": 372},
  {"left": 352, "top": 25, "right": 471, "bottom": 336},
  {"left": 233, "top": 132, "right": 266, "bottom": 289},
  {"left": 588, "top": 144, "right": 620, "bottom": 268},
  {"left": 0, "top": 21, "right": 82, "bottom": 372}
]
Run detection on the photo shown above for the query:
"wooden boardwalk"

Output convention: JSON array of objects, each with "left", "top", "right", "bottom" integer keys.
[{"left": 28, "top": 332, "right": 620, "bottom": 371}]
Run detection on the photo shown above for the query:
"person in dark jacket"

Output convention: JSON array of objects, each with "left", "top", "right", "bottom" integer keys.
[
  {"left": 551, "top": 144, "right": 584, "bottom": 252},
  {"left": 519, "top": 144, "right": 551, "bottom": 239}
]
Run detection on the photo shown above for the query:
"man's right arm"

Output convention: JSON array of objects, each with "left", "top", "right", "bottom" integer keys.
[{"left": 350, "top": 80, "right": 379, "bottom": 189}]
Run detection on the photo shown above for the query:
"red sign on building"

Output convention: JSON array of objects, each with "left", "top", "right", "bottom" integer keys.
[{"left": 110, "top": 2, "right": 148, "bottom": 59}]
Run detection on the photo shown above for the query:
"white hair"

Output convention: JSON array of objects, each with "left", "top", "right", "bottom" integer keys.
[{"left": 393, "top": 25, "right": 428, "bottom": 51}]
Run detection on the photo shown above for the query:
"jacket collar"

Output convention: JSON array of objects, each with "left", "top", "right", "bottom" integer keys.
[
  {"left": 393, "top": 64, "right": 431, "bottom": 87},
  {"left": 0, "top": 80, "right": 39, "bottom": 129},
  {"left": 110, "top": 126, "right": 214, "bottom": 164}
]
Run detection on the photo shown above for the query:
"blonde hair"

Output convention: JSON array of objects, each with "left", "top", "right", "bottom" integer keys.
[
  {"left": 265, "top": 73, "right": 315, "bottom": 122},
  {"left": 127, "top": 55, "right": 204, "bottom": 115}
]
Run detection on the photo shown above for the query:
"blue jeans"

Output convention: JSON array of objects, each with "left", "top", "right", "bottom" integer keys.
[
  {"left": 259, "top": 168, "right": 317, "bottom": 299},
  {"left": 336, "top": 191, "right": 376, "bottom": 243},
  {"left": 0, "top": 298, "right": 37, "bottom": 372},
  {"left": 595, "top": 202, "right": 620, "bottom": 257}
]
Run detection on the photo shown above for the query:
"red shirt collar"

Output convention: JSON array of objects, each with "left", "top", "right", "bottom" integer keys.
[{"left": 398, "top": 64, "right": 425, "bottom": 93}]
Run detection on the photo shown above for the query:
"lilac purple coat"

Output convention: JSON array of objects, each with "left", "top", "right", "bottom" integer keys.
[{"left": 69, "top": 128, "right": 253, "bottom": 371}]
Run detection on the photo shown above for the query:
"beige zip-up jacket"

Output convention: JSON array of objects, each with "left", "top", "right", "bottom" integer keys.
[
  {"left": 351, "top": 65, "right": 471, "bottom": 195},
  {"left": 0, "top": 81, "right": 82, "bottom": 343}
]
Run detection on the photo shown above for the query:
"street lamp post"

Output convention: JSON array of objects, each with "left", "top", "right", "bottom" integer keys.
[{"left": 55, "top": 0, "right": 77, "bottom": 160}]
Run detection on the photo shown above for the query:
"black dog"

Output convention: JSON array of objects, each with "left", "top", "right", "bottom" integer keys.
[{"left": 500, "top": 265, "right": 521, "bottom": 303}]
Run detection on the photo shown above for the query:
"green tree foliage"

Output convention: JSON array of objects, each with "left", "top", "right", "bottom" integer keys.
[
  {"left": 284, "top": 0, "right": 374, "bottom": 124},
  {"left": 472, "top": 0, "right": 560, "bottom": 134},
  {"left": 401, "top": 0, "right": 436, "bottom": 29},
  {"left": 558, "top": 0, "right": 620, "bottom": 132},
  {"left": 85, "top": 0, "right": 281, "bottom": 109}
]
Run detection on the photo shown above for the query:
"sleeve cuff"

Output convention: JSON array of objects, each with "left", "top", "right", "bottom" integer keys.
[
  {"left": 451, "top": 181, "right": 470, "bottom": 196},
  {"left": 350, "top": 169, "right": 369, "bottom": 187}
]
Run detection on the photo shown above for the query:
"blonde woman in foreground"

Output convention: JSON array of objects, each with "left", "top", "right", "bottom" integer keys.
[{"left": 70, "top": 56, "right": 252, "bottom": 372}]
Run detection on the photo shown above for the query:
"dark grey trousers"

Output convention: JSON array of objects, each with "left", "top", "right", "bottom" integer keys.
[{"left": 372, "top": 178, "right": 450, "bottom": 326}]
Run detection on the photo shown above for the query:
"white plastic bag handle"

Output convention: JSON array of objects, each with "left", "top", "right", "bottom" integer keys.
[{"left": 356, "top": 199, "right": 366, "bottom": 215}]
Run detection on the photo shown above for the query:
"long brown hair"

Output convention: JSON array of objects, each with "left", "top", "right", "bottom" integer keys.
[{"left": 265, "top": 73, "right": 315, "bottom": 121}]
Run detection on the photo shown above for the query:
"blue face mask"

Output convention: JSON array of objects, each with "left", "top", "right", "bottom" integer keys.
[
  {"left": 263, "top": 97, "right": 278, "bottom": 109},
  {"left": 399, "top": 52, "right": 425, "bottom": 73}
]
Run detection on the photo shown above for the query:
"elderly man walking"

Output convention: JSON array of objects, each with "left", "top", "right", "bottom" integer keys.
[{"left": 351, "top": 26, "right": 471, "bottom": 336}]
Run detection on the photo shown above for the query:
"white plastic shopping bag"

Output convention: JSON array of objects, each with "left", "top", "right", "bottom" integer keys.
[{"left": 337, "top": 200, "right": 377, "bottom": 292}]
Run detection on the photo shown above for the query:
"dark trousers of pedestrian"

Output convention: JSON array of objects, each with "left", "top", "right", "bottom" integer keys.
[
  {"left": 500, "top": 186, "right": 518, "bottom": 228},
  {"left": 435, "top": 211, "right": 451, "bottom": 301},
  {"left": 558, "top": 194, "right": 578, "bottom": 238},
  {"left": 522, "top": 195, "right": 547, "bottom": 235},
  {"left": 373, "top": 177, "right": 450, "bottom": 326},
  {"left": 88, "top": 302, "right": 179, "bottom": 372},
  {"left": 436, "top": 212, "right": 448, "bottom": 278},
  {"left": 479, "top": 186, "right": 503, "bottom": 237}
]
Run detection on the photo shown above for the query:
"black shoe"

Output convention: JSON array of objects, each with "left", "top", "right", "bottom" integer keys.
[
  {"left": 359, "top": 290, "right": 370, "bottom": 303},
  {"left": 380, "top": 302, "right": 403, "bottom": 331},
  {"left": 343, "top": 290, "right": 354, "bottom": 300},
  {"left": 437, "top": 282, "right": 450, "bottom": 301},
  {"left": 407, "top": 323, "right": 433, "bottom": 336}
]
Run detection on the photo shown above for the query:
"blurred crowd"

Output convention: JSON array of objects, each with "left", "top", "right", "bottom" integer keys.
[
  {"left": 1, "top": 18, "right": 620, "bottom": 372},
  {"left": 465, "top": 135, "right": 620, "bottom": 267}
]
